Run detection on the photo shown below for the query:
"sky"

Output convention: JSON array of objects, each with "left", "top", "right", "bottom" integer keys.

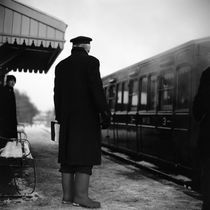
[{"left": 13, "top": 0, "right": 210, "bottom": 112}]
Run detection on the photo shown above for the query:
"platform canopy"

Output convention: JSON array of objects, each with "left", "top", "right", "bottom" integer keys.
[{"left": 0, "top": 0, "right": 67, "bottom": 74}]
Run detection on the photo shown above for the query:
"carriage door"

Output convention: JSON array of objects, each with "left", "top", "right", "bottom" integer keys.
[
  {"left": 137, "top": 76, "right": 149, "bottom": 155},
  {"left": 127, "top": 79, "right": 138, "bottom": 152},
  {"left": 107, "top": 83, "right": 116, "bottom": 146},
  {"left": 173, "top": 64, "right": 192, "bottom": 167},
  {"left": 156, "top": 71, "right": 175, "bottom": 161},
  {"left": 138, "top": 74, "right": 158, "bottom": 155},
  {"left": 116, "top": 81, "right": 129, "bottom": 149}
]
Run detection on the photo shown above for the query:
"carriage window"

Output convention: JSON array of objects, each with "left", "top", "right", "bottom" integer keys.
[
  {"left": 129, "top": 79, "right": 138, "bottom": 111},
  {"left": 122, "top": 82, "right": 129, "bottom": 111},
  {"left": 139, "top": 77, "right": 148, "bottom": 110},
  {"left": 149, "top": 75, "right": 158, "bottom": 110},
  {"left": 159, "top": 72, "right": 174, "bottom": 111},
  {"left": 115, "top": 83, "right": 123, "bottom": 111},
  {"left": 176, "top": 66, "right": 191, "bottom": 110},
  {"left": 108, "top": 85, "right": 116, "bottom": 111}
]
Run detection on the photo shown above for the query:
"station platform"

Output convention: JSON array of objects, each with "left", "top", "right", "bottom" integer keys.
[{"left": 0, "top": 125, "right": 202, "bottom": 210}]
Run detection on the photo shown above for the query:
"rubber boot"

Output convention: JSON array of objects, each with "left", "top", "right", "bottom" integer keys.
[
  {"left": 62, "top": 173, "right": 74, "bottom": 203},
  {"left": 73, "top": 172, "right": 101, "bottom": 208}
]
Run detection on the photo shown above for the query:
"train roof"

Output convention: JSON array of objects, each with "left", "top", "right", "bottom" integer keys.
[{"left": 103, "top": 36, "right": 210, "bottom": 84}]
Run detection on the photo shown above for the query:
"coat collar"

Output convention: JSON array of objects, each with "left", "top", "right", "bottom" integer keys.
[
  {"left": 71, "top": 47, "right": 88, "bottom": 55},
  {"left": 4, "top": 85, "right": 14, "bottom": 92}
]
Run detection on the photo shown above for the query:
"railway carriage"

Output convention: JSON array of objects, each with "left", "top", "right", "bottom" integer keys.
[{"left": 102, "top": 37, "right": 210, "bottom": 178}]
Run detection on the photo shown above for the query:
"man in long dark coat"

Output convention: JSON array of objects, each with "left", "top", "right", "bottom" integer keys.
[
  {"left": 0, "top": 75, "right": 17, "bottom": 191},
  {"left": 0, "top": 75, "right": 17, "bottom": 143},
  {"left": 193, "top": 67, "right": 210, "bottom": 210},
  {"left": 54, "top": 36, "right": 110, "bottom": 208}
]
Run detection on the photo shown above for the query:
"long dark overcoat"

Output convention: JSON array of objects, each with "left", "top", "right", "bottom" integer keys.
[
  {"left": 193, "top": 67, "right": 210, "bottom": 159},
  {"left": 54, "top": 47, "right": 109, "bottom": 165},
  {"left": 0, "top": 85, "right": 17, "bottom": 141}
]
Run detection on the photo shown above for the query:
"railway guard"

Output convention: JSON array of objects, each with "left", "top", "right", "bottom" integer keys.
[{"left": 54, "top": 36, "right": 110, "bottom": 208}]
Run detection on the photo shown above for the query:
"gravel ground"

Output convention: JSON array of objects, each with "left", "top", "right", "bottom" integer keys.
[{"left": 0, "top": 125, "right": 202, "bottom": 210}]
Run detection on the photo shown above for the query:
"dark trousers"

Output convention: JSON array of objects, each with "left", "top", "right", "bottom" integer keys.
[
  {"left": 201, "top": 157, "right": 210, "bottom": 210},
  {"left": 60, "top": 164, "right": 93, "bottom": 175}
]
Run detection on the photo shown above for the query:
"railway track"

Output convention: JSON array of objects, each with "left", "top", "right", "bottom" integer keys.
[{"left": 102, "top": 146, "right": 193, "bottom": 189}]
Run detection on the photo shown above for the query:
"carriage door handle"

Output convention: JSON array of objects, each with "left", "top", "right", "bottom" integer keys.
[{"left": 131, "top": 117, "right": 136, "bottom": 124}]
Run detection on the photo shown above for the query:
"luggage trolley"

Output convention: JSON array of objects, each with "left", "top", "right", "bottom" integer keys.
[{"left": 0, "top": 127, "right": 36, "bottom": 197}]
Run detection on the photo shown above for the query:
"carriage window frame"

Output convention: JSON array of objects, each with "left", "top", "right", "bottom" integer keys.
[
  {"left": 148, "top": 74, "right": 158, "bottom": 111},
  {"left": 107, "top": 84, "right": 116, "bottom": 112},
  {"left": 139, "top": 76, "right": 148, "bottom": 111},
  {"left": 128, "top": 79, "right": 139, "bottom": 111},
  {"left": 115, "top": 82, "right": 123, "bottom": 111},
  {"left": 122, "top": 81, "right": 129, "bottom": 111},
  {"left": 175, "top": 65, "right": 191, "bottom": 111},
  {"left": 158, "top": 71, "right": 174, "bottom": 111}
]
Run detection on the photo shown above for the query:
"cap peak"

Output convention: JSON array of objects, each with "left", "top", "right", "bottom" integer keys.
[{"left": 70, "top": 36, "right": 92, "bottom": 44}]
